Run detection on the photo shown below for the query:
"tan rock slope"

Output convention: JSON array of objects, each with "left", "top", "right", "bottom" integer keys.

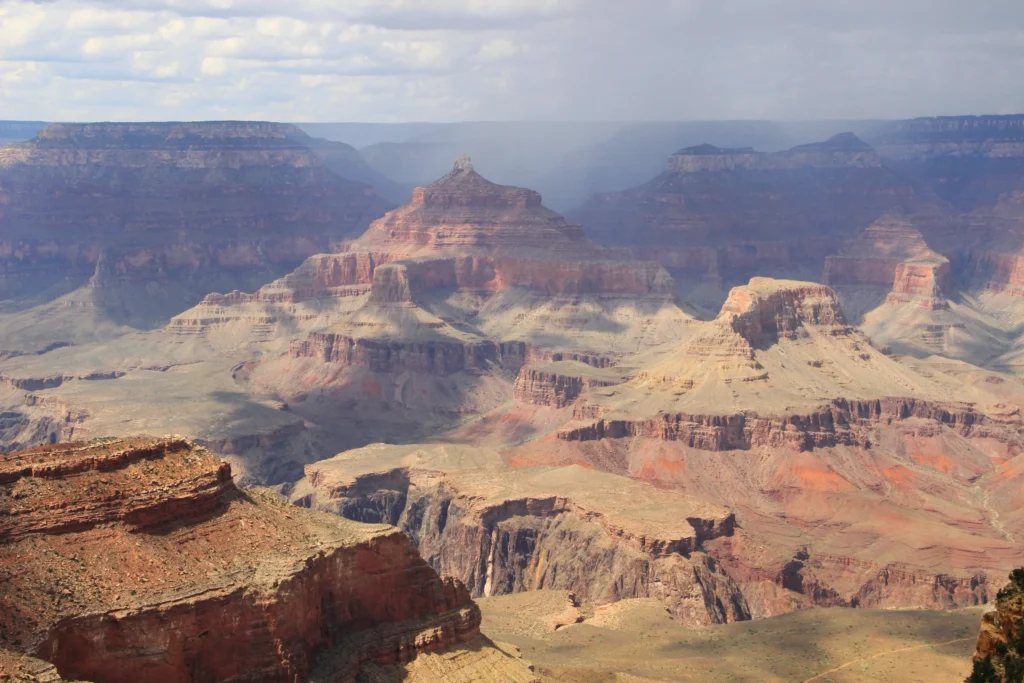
[{"left": 0, "top": 437, "right": 537, "bottom": 683}]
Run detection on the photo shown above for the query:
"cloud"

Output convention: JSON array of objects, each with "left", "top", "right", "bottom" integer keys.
[{"left": 0, "top": 0, "right": 1021, "bottom": 122}]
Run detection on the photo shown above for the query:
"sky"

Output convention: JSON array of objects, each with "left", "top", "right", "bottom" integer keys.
[{"left": 0, "top": 0, "right": 1022, "bottom": 122}]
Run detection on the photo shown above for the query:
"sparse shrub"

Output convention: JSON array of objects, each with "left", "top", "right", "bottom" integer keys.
[{"left": 972, "top": 568, "right": 1024, "bottom": 683}]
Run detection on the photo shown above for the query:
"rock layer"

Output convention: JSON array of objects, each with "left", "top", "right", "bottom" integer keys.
[
  {"left": 291, "top": 443, "right": 748, "bottom": 628},
  {"left": 0, "top": 437, "right": 534, "bottom": 682},
  {"left": 0, "top": 122, "right": 390, "bottom": 305}
]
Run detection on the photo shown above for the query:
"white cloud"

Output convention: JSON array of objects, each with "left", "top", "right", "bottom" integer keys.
[{"left": 0, "top": 0, "right": 1020, "bottom": 121}]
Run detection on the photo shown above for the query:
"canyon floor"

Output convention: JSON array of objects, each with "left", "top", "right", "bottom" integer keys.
[{"left": 479, "top": 590, "right": 984, "bottom": 683}]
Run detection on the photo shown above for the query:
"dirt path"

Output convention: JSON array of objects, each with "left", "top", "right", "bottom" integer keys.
[{"left": 801, "top": 636, "right": 975, "bottom": 682}]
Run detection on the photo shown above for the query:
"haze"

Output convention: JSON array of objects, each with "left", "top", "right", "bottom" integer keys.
[{"left": 1, "top": 0, "right": 1022, "bottom": 122}]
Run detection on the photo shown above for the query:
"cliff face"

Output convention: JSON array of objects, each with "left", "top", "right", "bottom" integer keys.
[
  {"left": 512, "top": 362, "right": 620, "bottom": 408},
  {"left": 0, "top": 437, "right": 535, "bottom": 683},
  {"left": 0, "top": 122, "right": 391, "bottom": 305},
  {"left": 969, "top": 569, "right": 1024, "bottom": 682},
  {"left": 871, "top": 115, "right": 1024, "bottom": 212},
  {"left": 571, "top": 134, "right": 923, "bottom": 294},
  {"left": 291, "top": 444, "right": 748, "bottom": 628},
  {"left": 824, "top": 216, "right": 952, "bottom": 309}
]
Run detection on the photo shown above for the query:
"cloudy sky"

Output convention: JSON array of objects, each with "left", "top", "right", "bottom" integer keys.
[{"left": 0, "top": 0, "right": 1022, "bottom": 122}]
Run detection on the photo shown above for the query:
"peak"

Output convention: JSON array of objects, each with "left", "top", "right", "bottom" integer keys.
[
  {"left": 791, "top": 132, "right": 873, "bottom": 153},
  {"left": 453, "top": 154, "right": 474, "bottom": 172}
]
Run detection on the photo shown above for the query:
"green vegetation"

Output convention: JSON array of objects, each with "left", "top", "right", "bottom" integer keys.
[{"left": 968, "top": 569, "right": 1024, "bottom": 683}]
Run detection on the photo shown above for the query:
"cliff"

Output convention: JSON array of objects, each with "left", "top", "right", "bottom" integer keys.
[
  {"left": 969, "top": 569, "right": 1024, "bottom": 683},
  {"left": 824, "top": 216, "right": 951, "bottom": 309},
  {"left": 291, "top": 443, "right": 748, "bottom": 628},
  {"left": 512, "top": 361, "right": 621, "bottom": 408},
  {"left": 0, "top": 437, "right": 536, "bottom": 682},
  {"left": 0, "top": 122, "right": 391, "bottom": 307},
  {"left": 571, "top": 134, "right": 925, "bottom": 300}
]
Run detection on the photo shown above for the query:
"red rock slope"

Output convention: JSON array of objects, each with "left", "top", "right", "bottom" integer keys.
[{"left": 0, "top": 437, "right": 536, "bottom": 683}]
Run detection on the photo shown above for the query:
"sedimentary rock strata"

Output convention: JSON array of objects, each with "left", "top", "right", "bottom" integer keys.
[
  {"left": 291, "top": 443, "right": 748, "bottom": 628},
  {"left": 571, "top": 134, "right": 925, "bottom": 307},
  {"left": 0, "top": 122, "right": 391, "bottom": 313},
  {"left": 0, "top": 437, "right": 536, "bottom": 682},
  {"left": 497, "top": 278, "right": 1024, "bottom": 617}
]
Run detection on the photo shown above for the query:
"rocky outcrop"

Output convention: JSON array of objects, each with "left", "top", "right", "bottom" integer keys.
[
  {"left": 0, "top": 122, "right": 391, "bottom": 304},
  {"left": 719, "top": 278, "right": 846, "bottom": 344},
  {"left": 886, "top": 260, "right": 952, "bottom": 308},
  {"left": 513, "top": 362, "right": 619, "bottom": 408},
  {"left": 291, "top": 444, "right": 748, "bottom": 628},
  {"left": 0, "top": 437, "right": 534, "bottom": 682},
  {"left": 969, "top": 569, "right": 1024, "bottom": 682},
  {"left": 559, "top": 397, "right": 988, "bottom": 449},
  {"left": 824, "top": 216, "right": 952, "bottom": 309}
]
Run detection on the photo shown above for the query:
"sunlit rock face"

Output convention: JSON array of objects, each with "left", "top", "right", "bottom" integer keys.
[{"left": 0, "top": 437, "right": 537, "bottom": 683}]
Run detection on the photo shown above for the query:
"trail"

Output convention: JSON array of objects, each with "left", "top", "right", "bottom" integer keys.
[{"left": 801, "top": 636, "right": 975, "bottom": 682}]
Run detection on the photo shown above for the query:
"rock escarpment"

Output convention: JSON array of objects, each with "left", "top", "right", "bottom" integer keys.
[
  {"left": 290, "top": 443, "right": 748, "bottom": 628},
  {"left": 969, "top": 569, "right": 1024, "bottom": 682},
  {"left": 504, "top": 278, "right": 1023, "bottom": 617},
  {"left": 0, "top": 122, "right": 391, "bottom": 310},
  {"left": 0, "top": 437, "right": 536, "bottom": 682},
  {"left": 571, "top": 134, "right": 925, "bottom": 306}
]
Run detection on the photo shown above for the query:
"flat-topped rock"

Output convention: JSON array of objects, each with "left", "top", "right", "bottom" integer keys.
[{"left": 293, "top": 442, "right": 745, "bottom": 626}]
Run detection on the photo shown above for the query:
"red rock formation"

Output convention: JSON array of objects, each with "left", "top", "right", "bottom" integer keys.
[
  {"left": 559, "top": 397, "right": 989, "bottom": 450},
  {"left": 886, "top": 260, "right": 952, "bottom": 308},
  {"left": 0, "top": 437, "right": 530, "bottom": 682},
  {"left": 823, "top": 216, "right": 952, "bottom": 308}
]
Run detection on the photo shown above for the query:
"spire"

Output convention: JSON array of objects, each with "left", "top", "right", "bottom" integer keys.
[{"left": 453, "top": 154, "right": 474, "bottom": 173}]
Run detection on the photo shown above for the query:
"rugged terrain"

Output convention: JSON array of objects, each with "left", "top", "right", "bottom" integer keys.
[
  {"left": 293, "top": 278, "right": 1024, "bottom": 623},
  {"left": 0, "top": 122, "right": 391, "bottom": 346},
  {"left": 0, "top": 437, "right": 537, "bottom": 682},
  {"left": 2, "top": 115, "right": 1024, "bottom": 677},
  {"left": 570, "top": 133, "right": 927, "bottom": 311}
]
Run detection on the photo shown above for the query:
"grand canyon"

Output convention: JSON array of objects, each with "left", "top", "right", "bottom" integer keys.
[{"left": 2, "top": 109, "right": 1024, "bottom": 682}]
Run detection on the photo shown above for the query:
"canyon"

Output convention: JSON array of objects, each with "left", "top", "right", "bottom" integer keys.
[{"left": 4, "top": 115, "right": 1024, "bottom": 681}]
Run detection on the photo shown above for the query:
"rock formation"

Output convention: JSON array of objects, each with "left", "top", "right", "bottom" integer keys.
[
  {"left": 0, "top": 437, "right": 537, "bottom": 683},
  {"left": 499, "top": 279, "right": 1024, "bottom": 617},
  {"left": 968, "top": 568, "right": 1024, "bottom": 683},
  {"left": 824, "top": 215, "right": 952, "bottom": 317},
  {"left": 570, "top": 134, "right": 925, "bottom": 309},
  {"left": 290, "top": 443, "right": 748, "bottom": 628},
  {"left": 0, "top": 122, "right": 391, "bottom": 332}
]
